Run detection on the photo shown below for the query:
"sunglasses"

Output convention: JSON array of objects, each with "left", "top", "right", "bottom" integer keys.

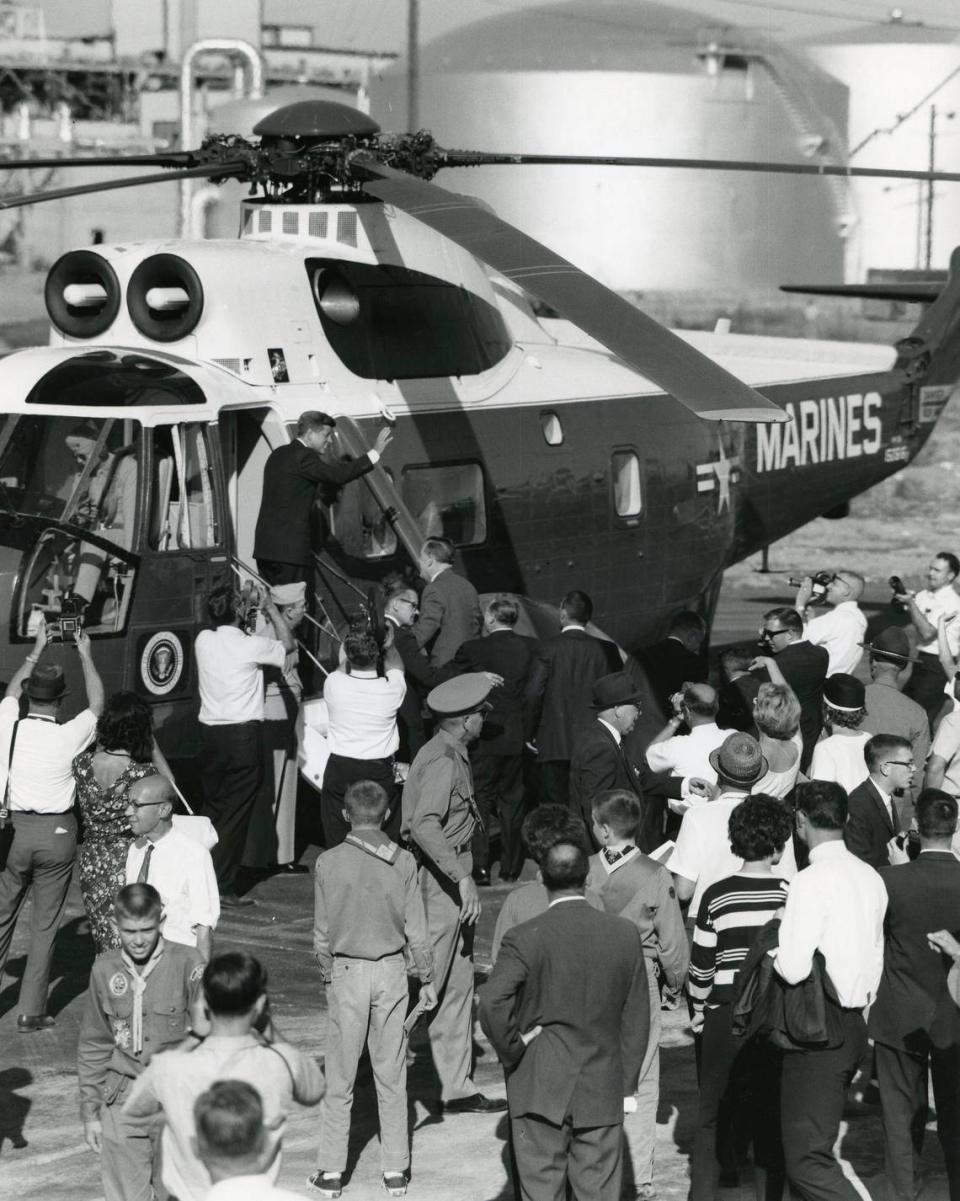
[{"left": 761, "top": 628, "right": 787, "bottom": 638}]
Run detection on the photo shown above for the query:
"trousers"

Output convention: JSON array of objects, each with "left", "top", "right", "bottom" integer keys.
[
  {"left": 320, "top": 754, "right": 398, "bottom": 848},
  {"left": 421, "top": 856, "right": 476, "bottom": 1101},
  {"left": 100, "top": 1098, "right": 164, "bottom": 1201},
  {"left": 318, "top": 953, "right": 410, "bottom": 1173},
  {"left": 200, "top": 721, "right": 264, "bottom": 893},
  {"left": 875, "top": 1038, "right": 960, "bottom": 1201},
  {"left": 0, "top": 811, "right": 77, "bottom": 1016},
  {"left": 538, "top": 760, "right": 570, "bottom": 809},
  {"left": 512, "top": 1112, "right": 623, "bottom": 1201},
  {"left": 689, "top": 1004, "right": 784, "bottom": 1201},
  {"left": 626, "top": 963, "right": 662, "bottom": 1187},
  {"left": 780, "top": 1007, "right": 867, "bottom": 1201},
  {"left": 471, "top": 749, "right": 525, "bottom": 877}
]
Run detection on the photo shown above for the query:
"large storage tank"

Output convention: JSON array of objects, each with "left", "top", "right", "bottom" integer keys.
[
  {"left": 797, "top": 19, "right": 960, "bottom": 280},
  {"left": 371, "top": 0, "right": 850, "bottom": 291}
]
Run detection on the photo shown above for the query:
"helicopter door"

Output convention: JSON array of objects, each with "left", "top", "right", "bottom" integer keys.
[{"left": 125, "top": 422, "right": 229, "bottom": 772}]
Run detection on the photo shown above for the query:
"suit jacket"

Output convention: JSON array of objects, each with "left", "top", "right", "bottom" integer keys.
[
  {"left": 389, "top": 620, "right": 458, "bottom": 761},
  {"left": 568, "top": 719, "right": 680, "bottom": 853},
  {"left": 525, "top": 629, "right": 622, "bottom": 761},
  {"left": 773, "top": 640, "right": 829, "bottom": 767},
  {"left": 452, "top": 629, "right": 539, "bottom": 755},
  {"left": 634, "top": 638, "right": 708, "bottom": 716},
  {"left": 413, "top": 568, "right": 482, "bottom": 668},
  {"left": 869, "top": 852, "right": 960, "bottom": 1053},
  {"left": 253, "top": 440, "right": 374, "bottom": 566},
  {"left": 479, "top": 899, "right": 650, "bottom": 1128},
  {"left": 845, "top": 778, "right": 900, "bottom": 869}
]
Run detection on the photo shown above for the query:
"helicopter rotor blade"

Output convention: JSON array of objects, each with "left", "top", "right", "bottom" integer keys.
[
  {"left": 0, "top": 151, "right": 199, "bottom": 171},
  {"left": 0, "top": 162, "right": 248, "bottom": 213},
  {"left": 354, "top": 157, "right": 786, "bottom": 424},
  {"left": 441, "top": 151, "right": 960, "bottom": 186}
]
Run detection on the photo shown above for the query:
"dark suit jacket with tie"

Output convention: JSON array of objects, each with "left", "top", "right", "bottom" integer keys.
[
  {"left": 845, "top": 778, "right": 900, "bottom": 868},
  {"left": 452, "top": 629, "right": 540, "bottom": 755},
  {"left": 413, "top": 568, "right": 482, "bottom": 668},
  {"left": 253, "top": 440, "right": 375, "bottom": 566},
  {"left": 773, "top": 639, "right": 829, "bottom": 767},
  {"left": 479, "top": 899, "right": 650, "bottom": 1128},
  {"left": 568, "top": 719, "right": 681, "bottom": 853},
  {"left": 634, "top": 638, "right": 708, "bottom": 716},
  {"left": 869, "top": 851, "right": 960, "bottom": 1054},
  {"left": 525, "top": 629, "right": 622, "bottom": 762}
]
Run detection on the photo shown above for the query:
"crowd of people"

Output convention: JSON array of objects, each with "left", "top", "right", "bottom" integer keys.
[{"left": 3, "top": 410, "right": 960, "bottom": 1201}]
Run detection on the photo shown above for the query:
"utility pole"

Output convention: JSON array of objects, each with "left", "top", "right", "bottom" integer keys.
[
  {"left": 407, "top": 0, "right": 419, "bottom": 131},
  {"left": 925, "top": 104, "right": 936, "bottom": 270}
]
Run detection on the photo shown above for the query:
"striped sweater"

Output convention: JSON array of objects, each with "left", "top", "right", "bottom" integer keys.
[{"left": 688, "top": 873, "right": 789, "bottom": 1010}]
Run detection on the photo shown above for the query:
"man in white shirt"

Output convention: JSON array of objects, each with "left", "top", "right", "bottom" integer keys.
[
  {"left": 195, "top": 582, "right": 294, "bottom": 907},
  {"left": 0, "top": 620, "right": 103, "bottom": 1031},
  {"left": 897, "top": 551, "right": 960, "bottom": 728},
  {"left": 321, "top": 625, "right": 406, "bottom": 847},
  {"left": 125, "top": 774, "right": 219, "bottom": 960},
  {"left": 796, "top": 570, "right": 868, "bottom": 676},
  {"left": 669, "top": 733, "right": 768, "bottom": 918},
  {"left": 774, "top": 780, "right": 887, "bottom": 1201},
  {"left": 645, "top": 682, "right": 727, "bottom": 786}
]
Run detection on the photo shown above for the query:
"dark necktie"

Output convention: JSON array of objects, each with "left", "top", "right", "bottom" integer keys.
[
  {"left": 137, "top": 843, "right": 154, "bottom": 883},
  {"left": 603, "top": 845, "right": 635, "bottom": 866}
]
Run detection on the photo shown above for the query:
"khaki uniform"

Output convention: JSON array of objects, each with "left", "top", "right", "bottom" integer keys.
[
  {"left": 314, "top": 830, "right": 433, "bottom": 1174},
  {"left": 401, "top": 728, "right": 480, "bottom": 1101},
  {"left": 77, "top": 939, "right": 204, "bottom": 1201}
]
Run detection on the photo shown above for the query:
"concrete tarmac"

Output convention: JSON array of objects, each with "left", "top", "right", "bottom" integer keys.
[{"left": 0, "top": 567, "right": 949, "bottom": 1201}]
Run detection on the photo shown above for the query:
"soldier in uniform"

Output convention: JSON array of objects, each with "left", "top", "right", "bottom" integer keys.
[
  {"left": 77, "top": 882, "right": 204, "bottom": 1201},
  {"left": 401, "top": 674, "right": 508, "bottom": 1114}
]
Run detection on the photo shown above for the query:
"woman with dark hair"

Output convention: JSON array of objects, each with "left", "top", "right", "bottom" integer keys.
[{"left": 73, "top": 690, "right": 170, "bottom": 953}]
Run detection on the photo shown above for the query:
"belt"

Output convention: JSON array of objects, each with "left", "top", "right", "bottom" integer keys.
[{"left": 10, "top": 809, "right": 74, "bottom": 816}]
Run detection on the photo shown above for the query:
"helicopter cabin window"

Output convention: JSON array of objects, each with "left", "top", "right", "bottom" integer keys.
[
  {"left": 401, "top": 463, "right": 487, "bottom": 546},
  {"left": 329, "top": 471, "right": 399, "bottom": 560},
  {"left": 24, "top": 351, "right": 206, "bottom": 406},
  {"left": 149, "top": 425, "right": 221, "bottom": 551},
  {"left": 0, "top": 413, "right": 142, "bottom": 638},
  {"left": 612, "top": 451, "right": 642, "bottom": 518},
  {"left": 307, "top": 259, "right": 513, "bottom": 380},
  {"left": 540, "top": 411, "right": 564, "bottom": 446}
]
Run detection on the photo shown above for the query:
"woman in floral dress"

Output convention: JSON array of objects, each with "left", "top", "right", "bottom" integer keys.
[{"left": 73, "top": 692, "right": 165, "bottom": 954}]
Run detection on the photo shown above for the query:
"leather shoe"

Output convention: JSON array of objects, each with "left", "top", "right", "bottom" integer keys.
[
  {"left": 273, "top": 862, "right": 309, "bottom": 875},
  {"left": 17, "top": 1014, "right": 55, "bottom": 1033},
  {"left": 472, "top": 868, "right": 491, "bottom": 886},
  {"left": 443, "top": 1093, "right": 507, "bottom": 1114},
  {"left": 220, "top": 892, "right": 256, "bottom": 908}
]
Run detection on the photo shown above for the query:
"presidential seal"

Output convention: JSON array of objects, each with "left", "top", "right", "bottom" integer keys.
[{"left": 140, "top": 631, "right": 184, "bottom": 697}]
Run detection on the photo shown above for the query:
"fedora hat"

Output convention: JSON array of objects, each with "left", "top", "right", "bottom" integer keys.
[
  {"left": 708, "top": 732, "right": 768, "bottom": 787},
  {"left": 23, "top": 664, "right": 67, "bottom": 702},
  {"left": 591, "top": 672, "right": 644, "bottom": 710}
]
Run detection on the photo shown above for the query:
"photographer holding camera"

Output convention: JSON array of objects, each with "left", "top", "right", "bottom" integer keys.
[
  {"left": 794, "top": 568, "right": 867, "bottom": 676},
  {"left": 894, "top": 552, "right": 960, "bottom": 729}
]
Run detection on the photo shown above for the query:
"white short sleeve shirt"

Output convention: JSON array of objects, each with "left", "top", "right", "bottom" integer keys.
[
  {"left": 0, "top": 697, "right": 96, "bottom": 813},
  {"left": 804, "top": 601, "right": 868, "bottom": 675},
  {"left": 195, "top": 626, "right": 286, "bottom": 725},
  {"left": 645, "top": 722, "right": 728, "bottom": 782},
  {"left": 914, "top": 585, "right": 960, "bottom": 656},
  {"left": 669, "top": 791, "right": 749, "bottom": 915},
  {"left": 323, "top": 668, "right": 406, "bottom": 759}
]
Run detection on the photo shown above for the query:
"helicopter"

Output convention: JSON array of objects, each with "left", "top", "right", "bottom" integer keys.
[{"left": 0, "top": 97, "right": 957, "bottom": 782}]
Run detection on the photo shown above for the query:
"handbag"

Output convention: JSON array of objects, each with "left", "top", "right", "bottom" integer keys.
[
  {"left": 0, "top": 720, "right": 20, "bottom": 871},
  {"left": 169, "top": 781, "right": 218, "bottom": 851}
]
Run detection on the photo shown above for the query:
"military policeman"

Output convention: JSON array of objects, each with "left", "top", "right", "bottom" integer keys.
[
  {"left": 401, "top": 674, "right": 508, "bottom": 1114},
  {"left": 77, "top": 882, "right": 204, "bottom": 1201}
]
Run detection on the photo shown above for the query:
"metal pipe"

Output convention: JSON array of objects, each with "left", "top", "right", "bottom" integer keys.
[
  {"left": 189, "top": 183, "right": 220, "bottom": 240},
  {"left": 180, "top": 39, "right": 264, "bottom": 237}
]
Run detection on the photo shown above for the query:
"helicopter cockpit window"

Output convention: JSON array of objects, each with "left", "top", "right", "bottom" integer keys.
[
  {"left": 307, "top": 259, "right": 513, "bottom": 380},
  {"left": 0, "top": 414, "right": 142, "bottom": 638},
  {"left": 24, "top": 352, "right": 206, "bottom": 406},
  {"left": 329, "top": 472, "right": 399, "bottom": 560},
  {"left": 149, "top": 424, "right": 221, "bottom": 551},
  {"left": 401, "top": 462, "right": 487, "bottom": 546}
]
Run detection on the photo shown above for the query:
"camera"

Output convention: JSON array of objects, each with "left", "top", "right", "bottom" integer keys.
[
  {"left": 788, "top": 571, "right": 835, "bottom": 602},
  {"left": 889, "top": 576, "right": 909, "bottom": 610},
  {"left": 47, "top": 594, "right": 85, "bottom": 642}
]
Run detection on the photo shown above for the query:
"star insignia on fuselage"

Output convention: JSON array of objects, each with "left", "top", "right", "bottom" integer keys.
[{"left": 695, "top": 441, "right": 741, "bottom": 514}]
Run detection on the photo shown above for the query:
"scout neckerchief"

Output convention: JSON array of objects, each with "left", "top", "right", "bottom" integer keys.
[
  {"left": 120, "top": 941, "right": 164, "bottom": 1054},
  {"left": 601, "top": 844, "right": 640, "bottom": 874},
  {"left": 345, "top": 831, "right": 400, "bottom": 864}
]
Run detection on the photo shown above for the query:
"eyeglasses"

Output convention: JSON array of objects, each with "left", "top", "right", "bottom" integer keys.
[
  {"left": 396, "top": 598, "right": 419, "bottom": 609},
  {"left": 127, "top": 800, "right": 164, "bottom": 809},
  {"left": 761, "top": 628, "right": 787, "bottom": 638},
  {"left": 883, "top": 759, "right": 916, "bottom": 769}
]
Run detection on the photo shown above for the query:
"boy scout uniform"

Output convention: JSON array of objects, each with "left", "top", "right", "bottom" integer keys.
[
  {"left": 401, "top": 675, "right": 490, "bottom": 1104},
  {"left": 78, "top": 938, "right": 204, "bottom": 1201}
]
